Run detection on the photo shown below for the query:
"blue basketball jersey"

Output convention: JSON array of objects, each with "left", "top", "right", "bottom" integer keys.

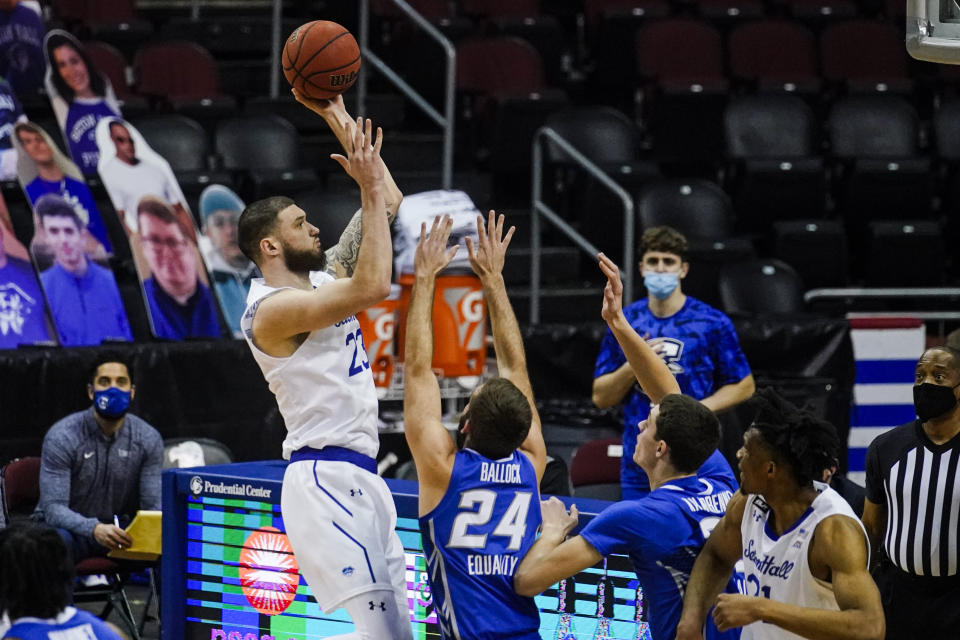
[
  {"left": 4, "top": 607, "right": 123, "bottom": 639},
  {"left": 593, "top": 296, "right": 752, "bottom": 496},
  {"left": 580, "top": 459, "right": 742, "bottom": 640},
  {"left": 420, "top": 448, "right": 542, "bottom": 640}
]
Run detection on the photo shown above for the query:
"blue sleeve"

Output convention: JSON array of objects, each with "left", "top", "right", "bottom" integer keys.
[
  {"left": 594, "top": 327, "right": 626, "bottom": 378},
  {"left": 579, "top": 499, "right": 673, "bottom": 561},
  {"left": 709, "top": 314, "right": 751, "bottom": 387},
  {"left": 698, "top": 450, "right": 737, "bottom": 488}
]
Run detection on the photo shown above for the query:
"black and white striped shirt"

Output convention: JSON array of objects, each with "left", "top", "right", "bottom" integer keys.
[{"left": 866, "top": 420, "right": 960, "bottom": 577}]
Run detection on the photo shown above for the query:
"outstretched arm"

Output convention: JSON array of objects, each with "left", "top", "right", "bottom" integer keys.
[
  {"left": 467, "top": 211, "right": 546, "bottom": 482},
  {"left": 676, "top": 491, "right": 747, "bottom": 640},
  {"left": 597, "top": 253, "right": 680, "bottom": 403},
  {"left": 514, "top": 497, "right": 601, "bottom": 596},
  {"left": 710, "top": 515, "right": 884, "bottom": 640},
  {"left": 403, "top": 215, "right": 461, "bottom": 514}
]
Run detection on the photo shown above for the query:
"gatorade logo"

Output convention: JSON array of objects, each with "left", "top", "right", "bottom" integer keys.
[
  {"left": 239, "top": 527, "right": 299, "bottom": 615},
  {"left": 460, "top": 291, "right": 484, "bottom": 323},
  {"left": 374, "top": 312, "right": 394, "bottom": 342}
]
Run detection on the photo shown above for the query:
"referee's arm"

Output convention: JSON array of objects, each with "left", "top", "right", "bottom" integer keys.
[{"left": 860, "top": 499, "right": 886, "bottom": 566}]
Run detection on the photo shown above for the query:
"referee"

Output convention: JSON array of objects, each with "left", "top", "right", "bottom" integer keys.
[{"left": 862, "top": 345, "right": 960, "bottom": 640}]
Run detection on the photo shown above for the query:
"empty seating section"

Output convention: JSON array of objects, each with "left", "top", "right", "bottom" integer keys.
[{"left": 4, "top": 0, "right": 951, "bottom": 337}]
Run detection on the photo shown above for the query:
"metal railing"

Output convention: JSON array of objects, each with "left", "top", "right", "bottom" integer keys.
[
  {"left": 806, "top": 287, "right": 960, "bottom": 333},
  {"left": 357, "top": 0, "right": 456, "bottom": 188},
  {"left": 530, "top": 126, "right": 635, "bottom": 324}
]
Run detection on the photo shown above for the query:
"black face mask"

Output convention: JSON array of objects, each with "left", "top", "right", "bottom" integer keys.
[{"left": 913, "top": 382, "right": 960, "bottom": 422}]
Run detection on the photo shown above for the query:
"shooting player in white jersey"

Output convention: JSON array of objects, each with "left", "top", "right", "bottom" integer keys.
[
  {"left": 676, "top": 389, "right": 885, "bottom": 640},
  {"left": 237, "top": 91, "right": 413, "bottom": 640},
  {"left": 403, "top": 212, "right": 547, "bottom": 639}
]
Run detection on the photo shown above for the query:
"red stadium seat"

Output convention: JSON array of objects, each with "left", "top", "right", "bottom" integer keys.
[
  {"left": 1, "top": 456, "right": 40, "bottom": 521},
  {"left": 728, "top": 20, "right": 820, "bottom": 93},
  {"left": 83, "top": 41, "right": 134, "bottom": 100},
  {"left": 820, "top": 20, "right": 911, "bottom": 92},
  {"left": 570, "top": 438, "right": 622, "bottom": 501},
  {"left": 636, "top": 18, "right": 725, "bottom": 85},
  {"left": 457, "top": 36, "right": 547, "bottom": 96},
  {"left": 133, "top": 41, "right": 221, "bottom": 100}
]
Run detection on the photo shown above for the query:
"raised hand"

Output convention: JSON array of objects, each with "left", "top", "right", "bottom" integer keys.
[
  {"left": 598, "top": 252, "right": 624, "bottom": 324},
  {"left": 465, "top": 210, "right": 515, "bottom": 282},
  {"left": 414, "top": 215, "right": 460, "bottom": 278},
  {"left": 331, "top": 117, "right": 384, "bottom": 188}
]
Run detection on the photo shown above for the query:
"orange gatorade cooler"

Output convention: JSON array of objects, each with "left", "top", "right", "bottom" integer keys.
[
  {"left": 396, "top": 271, "right": 486, "bottom": 377},
  {"left": 356, "top": 285, "right": 400, "bottom": 388}
]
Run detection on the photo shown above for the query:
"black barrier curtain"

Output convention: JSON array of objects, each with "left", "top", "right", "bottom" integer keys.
[{"left": 0, "top": 340, "right": 280, "bottom": 464}]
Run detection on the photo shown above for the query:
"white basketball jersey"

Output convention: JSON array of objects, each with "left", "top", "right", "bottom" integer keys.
[
  {"left": 740, "top": 483, "right": 869, "bottom": 640},
  {"left": 241, "top": 272, "right": 379, "bottom": 459}
]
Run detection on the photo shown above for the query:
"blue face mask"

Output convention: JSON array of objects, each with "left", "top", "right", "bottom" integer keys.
[
  {"left": 643, "top": 272, "right": 680, "bottom": 300},
  {"left": 93, "top": 387, "right": 131, "bottom": 419}
]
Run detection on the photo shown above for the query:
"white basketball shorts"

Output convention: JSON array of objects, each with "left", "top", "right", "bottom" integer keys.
[{"left": 280, "top": 459, "right": 408, "bottom": 613}]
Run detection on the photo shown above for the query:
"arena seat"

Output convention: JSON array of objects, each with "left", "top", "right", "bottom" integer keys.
[
  {"left": 133, "top": 41, "right": 234, "bottom": 123},
  {"left": 820, "top": 20, "right": 911, "bottom": 93},
  {"left": 727, "top": 20, "right": 820, "bottom": 95},
  {"left": 542, "top": 107, "right": 658, "bottom": 261},
  {"left": 215, "top": 115, "right": 316, "bottom": 198},
  {"left": 457, "top": 36, "right": 547, "bottom": 99},
  {"left": 719, "top": 259, "right": 805, "bottom": 315},
  {"left": 132, "top": 114, "right": 208, "bottom": 173},
  {"left": 772, "top": 220, "right": 849, "bottom": 289},
  {"left": 83, "top": 41, "right": 135, "bottom": 101},
  {"left": 570, "top": 438, "right": 622, "bottom": 501},
  {"left": 723, "top": 94, "right": 827, "bottom": 227},
  {"left": 864, "top": 221, "right": 945, "bottom": 286},
  {"left": 827, "top": 95, "right": 933, "bottom": 223},
  {"left": 636, "top": 19, "right": 728, "bottom": 162},
  {"left": 0, "top": 456, "right": 40, "bottom": 523},
  {"left": 637, "top": 179, "right": 735, "bottom": 239},
  {"left": 495, "top": 15, "right": 567, "bottom": 85},
  {"left": 162, "top": 437, "right": 234, "bottom": 468},
  {"left": 934, "top": 99, "right": 960, "bottom": 215},
  {"left": 586, "top": 0, "right": 671, "bottom": 91}
]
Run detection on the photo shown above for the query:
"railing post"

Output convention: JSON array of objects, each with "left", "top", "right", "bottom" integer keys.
[
  {"left": 531, "top": 134, "right": 543, "bottom": 324},
  {"left": 269, "top": 0, "right": 282, "bottom": 99},
  {"left": 357, "top": 0, "right": 370, "bottom": 117}
]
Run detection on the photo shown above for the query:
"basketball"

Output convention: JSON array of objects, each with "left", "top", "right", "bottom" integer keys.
[{"left": 282, "top": 20, "right": 361, "bottom": 100}]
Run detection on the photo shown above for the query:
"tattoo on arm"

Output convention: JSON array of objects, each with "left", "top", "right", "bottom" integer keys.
[{"left": 324, "top": 208, "right": 395, "bottom": 278}]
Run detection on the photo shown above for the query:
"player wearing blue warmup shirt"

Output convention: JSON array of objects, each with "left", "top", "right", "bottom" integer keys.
[
  {"left": 515, "top": 253, "right": 741, "bottom": 640},
  {"left": 404, "top": 212, "right": 547, "bottom": 640},
  {"left": 592, "top": 226, "right": 754, "bottom": 498},
  {"left": 0, "top": 523, "right": 128, "bottom": 640}
]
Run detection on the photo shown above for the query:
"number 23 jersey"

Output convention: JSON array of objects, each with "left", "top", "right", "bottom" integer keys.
[
  {"left": 420, "top": 448, "right": 543, "bottom": 640},
  {"left": 242, "top": 271, "right": 379, "bottom": 460}
]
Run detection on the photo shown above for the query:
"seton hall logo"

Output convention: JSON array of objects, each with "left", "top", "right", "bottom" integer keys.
[{"left": 330, "top": 70, "right": 358, "bottom": 87}]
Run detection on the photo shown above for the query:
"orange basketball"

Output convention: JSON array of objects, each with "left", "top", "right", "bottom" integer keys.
[{"left": 282, "top": 20, "right": 361, "bottom": 100}]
